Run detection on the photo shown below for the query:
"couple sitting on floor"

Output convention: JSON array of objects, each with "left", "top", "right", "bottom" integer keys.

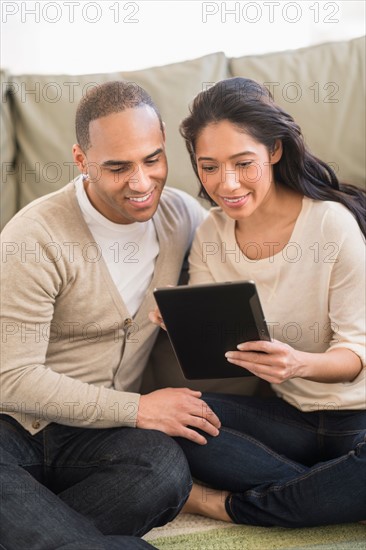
[{"left": 1, "top": 78, "right": 365, "bottom": 550}]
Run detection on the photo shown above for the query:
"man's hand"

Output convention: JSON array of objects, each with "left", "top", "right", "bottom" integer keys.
[{"left": 137, "top": 388, "right": 221, "bottom": 445}]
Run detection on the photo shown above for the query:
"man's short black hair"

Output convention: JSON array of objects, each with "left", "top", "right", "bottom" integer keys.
[{"left": 75, "top": 80, "right": 163, "bottom": 151}]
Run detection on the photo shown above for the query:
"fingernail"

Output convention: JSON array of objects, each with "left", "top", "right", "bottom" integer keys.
[{"left": 225, "top": 352, "right": 233, "bottom": 358}]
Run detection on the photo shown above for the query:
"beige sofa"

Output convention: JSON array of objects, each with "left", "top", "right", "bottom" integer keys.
[{"left": 1, "top": 36, "right": 365, "bottom": 395}]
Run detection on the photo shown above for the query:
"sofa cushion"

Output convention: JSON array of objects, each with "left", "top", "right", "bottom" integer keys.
[
  {"left": 9, "top": 53, "right": 228, "bottom": 209},
  {"left": 229, "top": 36, "right": 365, "bottom": 189},
  {"left": 1, "top": 71, "right": 18, "bottom": 228}
]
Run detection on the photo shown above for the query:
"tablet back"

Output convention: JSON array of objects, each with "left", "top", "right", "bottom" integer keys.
[{"left": 153, "top": 281, "right": 270, "bottom": 379}]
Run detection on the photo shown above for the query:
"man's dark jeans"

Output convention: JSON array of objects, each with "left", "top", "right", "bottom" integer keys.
[{"left": 0, "top": 415, "right": 192, "bottom": 549}]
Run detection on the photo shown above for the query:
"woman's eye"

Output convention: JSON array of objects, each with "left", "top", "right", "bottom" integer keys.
[
  {"left": 237, "top": 162, "right": 252, "bottom": 168},
  {"left": 201, "top": 165, "right": 218, "bottom": 173}
]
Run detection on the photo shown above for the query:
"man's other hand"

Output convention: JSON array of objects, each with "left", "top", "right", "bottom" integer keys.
[{"left": 137, "top": 388, "right": 221, "bottom": 445}]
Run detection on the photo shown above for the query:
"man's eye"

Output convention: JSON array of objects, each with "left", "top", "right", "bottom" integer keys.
[
  {"left": 146, "top": 158, "right": 159, "bottom": 165},
  {"left": 110, "top": 166, "right": 130, "bottom": 173}
]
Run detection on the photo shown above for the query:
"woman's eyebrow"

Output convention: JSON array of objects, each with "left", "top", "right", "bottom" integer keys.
[{"left": 197, "top": 151, "right": 256, "bottom": 161}]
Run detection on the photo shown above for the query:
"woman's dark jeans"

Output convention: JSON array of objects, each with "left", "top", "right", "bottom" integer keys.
[{"left": 177, "top": 393, "right": 366, "bottom": 527}]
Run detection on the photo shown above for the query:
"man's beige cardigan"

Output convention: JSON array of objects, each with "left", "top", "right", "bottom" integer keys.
[{"left": 0, "top": 180, "right": 204, "bottom": 434}]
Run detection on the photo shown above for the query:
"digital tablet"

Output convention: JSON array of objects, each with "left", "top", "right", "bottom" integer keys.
[{"left": 153, "top": 281, "right": 270, "bottom": 379}]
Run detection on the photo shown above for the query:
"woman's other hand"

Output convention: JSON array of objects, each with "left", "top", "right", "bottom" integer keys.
[{"left": 149, "top": 307, "right": 166, "bottom": 330}]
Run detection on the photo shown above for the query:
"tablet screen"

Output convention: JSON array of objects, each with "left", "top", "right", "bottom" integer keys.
[{"left": 153, "top": 281, "right": 270, "bottom": 379}]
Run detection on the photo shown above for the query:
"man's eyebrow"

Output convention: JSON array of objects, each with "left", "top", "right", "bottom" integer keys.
[
  {"left": 197, "top": 151, "right": 256, "bottom": 161},
  {"left": 101, "top": 149, "right": 164, "bottom": 167},
  {"left": 145, "top": 148, "right": 164, "bottom": 160}
]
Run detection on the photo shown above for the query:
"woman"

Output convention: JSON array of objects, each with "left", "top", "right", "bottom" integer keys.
[{"left": 153, "top": 77, "right": 366, "bottom": 526}]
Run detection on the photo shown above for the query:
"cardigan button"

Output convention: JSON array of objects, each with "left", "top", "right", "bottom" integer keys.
[
  {"left": 32, "top": 420, "right": 41, "bottom": 429},
  {"left": 123, "top": 318, "right": 133, "bottom": 329}
]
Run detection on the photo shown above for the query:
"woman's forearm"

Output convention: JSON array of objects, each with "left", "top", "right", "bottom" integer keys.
[
  {"left": 296, "top": 348, "right": 364, "bottom": 383},
  {"left": 226, "top": 341, "right": 364, "bottom": 385}
]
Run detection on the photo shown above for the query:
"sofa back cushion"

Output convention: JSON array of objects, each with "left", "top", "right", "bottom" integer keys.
[
  {"left": 229, "top": 36, "right": 365, "bottom": 189},
  {"left": 1, "top": 71, "right": 18, "bottom": 227},
  {"left": 9, "top": 53, "right": 228, "bottom": 210}
]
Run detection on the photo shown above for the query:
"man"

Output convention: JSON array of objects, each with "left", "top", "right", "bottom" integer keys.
[{"left": 0, "top": 81, "right": 221, "bottom": 550}]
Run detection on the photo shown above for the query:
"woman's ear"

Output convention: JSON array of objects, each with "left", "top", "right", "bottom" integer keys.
[{"left": 270, "top": 139, "right": 283, "bottom": 164}]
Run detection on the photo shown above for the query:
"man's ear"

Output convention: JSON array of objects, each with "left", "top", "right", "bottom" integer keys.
[
  {"left": 270, "top": 139, "right": 283, "bottom": 164},
  {"left": 72, "top": 144, "right": 87, "bottom": 173},
  {"left": 161, "top": 121, "right": 166, "bottom": 143}
]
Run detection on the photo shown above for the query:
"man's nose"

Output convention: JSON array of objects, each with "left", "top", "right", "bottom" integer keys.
[{"left": 128, "top": 165, "right": 151, "bottom": 193}]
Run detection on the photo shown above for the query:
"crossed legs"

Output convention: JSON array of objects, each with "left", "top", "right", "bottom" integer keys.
[
  {"left": 0, "top": 415, "right": 191, "bottom": 549},
  {"left": 178, "top": 394, "right": 366, "bottom": 527}
]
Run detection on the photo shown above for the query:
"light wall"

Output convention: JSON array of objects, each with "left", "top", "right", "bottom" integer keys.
[{"left": 1, "top": 0, "right": 365, "bottom": 74}]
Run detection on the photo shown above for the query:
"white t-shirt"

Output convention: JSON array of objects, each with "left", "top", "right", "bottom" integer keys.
[
  {"left": 189, "top": 197, "right": 366, "bottom": 411},
  {"left": 76, "top": 177, "right": 159, "bottom": 317}
]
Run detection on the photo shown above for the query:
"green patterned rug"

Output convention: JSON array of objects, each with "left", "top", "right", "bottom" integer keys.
[{"left": 145, "top": 516, "right": 365, "bottom": 550}]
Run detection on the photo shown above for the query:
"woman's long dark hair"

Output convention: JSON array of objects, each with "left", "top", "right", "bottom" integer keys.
[{"left": 180, "top": 77, "right": 365, "bottom": 236}]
